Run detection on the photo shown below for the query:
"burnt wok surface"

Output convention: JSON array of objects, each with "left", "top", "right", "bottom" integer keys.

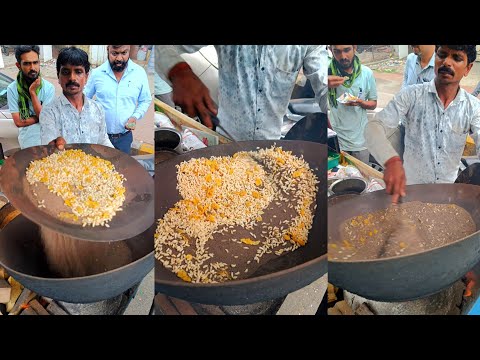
[{"left": 331, "top": 201, "right": 476, "bottom": 261}]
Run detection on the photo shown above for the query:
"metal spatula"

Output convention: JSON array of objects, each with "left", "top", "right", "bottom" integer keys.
[{"left": 377, "top": 199, "right": 424, "bottom": 258}]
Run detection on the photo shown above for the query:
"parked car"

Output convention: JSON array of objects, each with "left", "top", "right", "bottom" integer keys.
[{"left": 0, "top": 71, "right": 20, "bottom": 152}]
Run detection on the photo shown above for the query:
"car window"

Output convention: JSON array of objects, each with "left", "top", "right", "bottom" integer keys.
[{"left": 0, "top": 73, "right": 14, "bottom": 109}]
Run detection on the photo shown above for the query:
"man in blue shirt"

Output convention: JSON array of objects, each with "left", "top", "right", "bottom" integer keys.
[
  {"left": 7, "top": 45, "right": 55, "bottom": 149},
  {"left": 85, "top": 45, "right": 152, "bottom": 154},
  {"left": 402, "top": 45, "right": 436, "bottom": 89}
]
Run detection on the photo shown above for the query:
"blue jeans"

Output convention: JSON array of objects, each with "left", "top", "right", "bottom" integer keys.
[{"left": 108, "top": 131, "right": 133, "bottom": 154}]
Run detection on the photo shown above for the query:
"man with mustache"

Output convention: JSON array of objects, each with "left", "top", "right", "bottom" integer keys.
[
  {"left": 84, "top": 45, "right": 152, "bottom": 154},
  {"left": 327, "top": 45, "right": 378, "bottom": 163},
  {"left": 6, "top": 45, "right": 55, "bottom": 148},
  {"left": 39, "top": 46, "right": 113, "bottom": 149},
  {"left": 402, "top": 45, "right": 436, "bottom": 88},
  {"left": 155, "top": 45, "right": 329, "bottom": 141},
  {"left": 365, "top": 45, "right": 480, "bottom": 204}
]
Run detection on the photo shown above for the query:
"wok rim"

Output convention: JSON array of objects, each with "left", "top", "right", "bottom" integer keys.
[
  {"left": 0, "top": 251, "right": 154, "bottom": 283},
  {"left": 155, "top": 253, "right": 327, "bottom": 289}
]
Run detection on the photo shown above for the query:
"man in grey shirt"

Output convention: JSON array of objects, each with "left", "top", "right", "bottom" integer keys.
[
  {"left": 40, "top": 46, "right": 113, "bottom": 149},
  {"left": 156, "top": 45, "right": 329, "bottom": 141},
  {"left": 365, "top": 45, "right": 480, "bottom": 204}
]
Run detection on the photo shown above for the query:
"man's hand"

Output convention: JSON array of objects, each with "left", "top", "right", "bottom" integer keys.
[
  {"left": 125, "top": 117, "right": 137, "bottom": 130},
  {"left": 48, "top": 136, "right": 66, "bottom": 150},
  {"left": 328, "top": 75, "right": 346, "bottom": 89},
  {"left": 169, "top": 63, "right": 217, "bottom": 129},
  {"left": 344, "top": 99, "right": 363, "bottom": 107},
  {"left": 29, "top": 77, "right": 41, "bottom": 95},
  {"left": 383, "top": 156, "right": 406, "bottom": 204}
]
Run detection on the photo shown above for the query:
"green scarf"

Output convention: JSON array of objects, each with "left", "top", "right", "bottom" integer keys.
[
  {"left": 328, "top": 55, "right": 362, "bottom": 108},
  {"left": 16, "top": 71, "right": 42, "bottom": 120}
]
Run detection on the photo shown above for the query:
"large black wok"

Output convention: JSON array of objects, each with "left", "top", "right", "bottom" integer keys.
[
  {"left": 155, "top": 140, "right": 327, "bottom": 305},
  {"left": 0, "top": 204, "right": 154, "bottom": 303},
  {"left": 328, "top": 183, "right": 480, "bottom": 302}
]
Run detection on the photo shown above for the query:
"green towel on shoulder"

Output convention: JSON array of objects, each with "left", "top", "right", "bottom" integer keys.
[{"left": 16, "top": 71, "right": 42, "bottom": 120}]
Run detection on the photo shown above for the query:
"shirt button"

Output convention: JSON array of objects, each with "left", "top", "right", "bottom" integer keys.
[
  {"left": 261, "top": 67, "right": 265, "bottom": 71},
  {"left": 440, "top": 130, "right": 443, "bottom": 133},
  {"left": 438, "top": 146, "right": 441, "bottom": 149},
  {"left": 257, "top": 108, "right": 261, "bottom": 112},
  {"left": 259, "top": 89, "right": 262, "bottom": 93},
  {"left": 437, "top": 177, "right": 439, "bottom": 180},
  {"left": 256, "top": 127, "right": 259, "bottom": 130},
  {"left": 438, "top": 162, "right": 440, "bottom": 165}
]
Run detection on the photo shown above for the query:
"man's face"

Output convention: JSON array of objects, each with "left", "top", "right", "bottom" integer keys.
[
  {"left": 435, "top": 46, "right": 473, "bottom": 85},
  {"left": 16, "top": 51, "right": 40, "bottom": 80},
  {"left": 332, "top": 45, "right": 356, "bottom": 70},
  {"left": 411, "top": 45, "right": 431, "bottom": 58},
  {"left": 108, "top": 45, "right": 130, "bottom": 72},
  {"left": 58, "top": 64, "right": 88, "bottom": 96}
]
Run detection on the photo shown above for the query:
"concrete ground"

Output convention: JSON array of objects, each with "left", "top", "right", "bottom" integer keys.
[
  {"left": 124, "top": 269, "right": 154, "bottom": 315},
  {"left": 0, "top": 52, "right": 154, "bottom": 146}
]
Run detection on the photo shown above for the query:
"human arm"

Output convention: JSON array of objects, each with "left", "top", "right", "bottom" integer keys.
[
  {"left": 345, "top": 69, "right": 378, "bottom": 110},
  {"left": 7, "top": 84, "right": 38, "bottom": 127},
  {"left": 11, "top": 112, "right": 38, "bottom": 127},
  {"left": 302, "top": 45, "right": 329, "bottom": 113},
  {"left": 29, "top": 78, "right": 42, "bottom": 117},
  {"left": 470, "top": 102, "right": 480, "bottom": 157},
  {"left": 365, "top": 88, "right": 412, "bottom": 203},
  {"left": 130, "top": 69, "right": 152, "bottom": 123},
  {"left": 39, "top": 103, "right": 61, "bottom": 145},
  {"left": 155, "top": 45, "right": 217, "bottom": 128}
]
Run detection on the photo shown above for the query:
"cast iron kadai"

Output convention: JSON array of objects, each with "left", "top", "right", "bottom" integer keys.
[
  {"left": 0, "top": 143, "right": 154, "bottom": 242},
  {"left": 155, "top": 140, "right": 327, "bottom": 305},
  {"left": 328, "top": 183, "right": 480, "bottom": 302}
]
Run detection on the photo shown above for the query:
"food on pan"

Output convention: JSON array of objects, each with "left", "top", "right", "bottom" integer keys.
[
  {"left": 155, "top": 145, "right": 319, "bottom": 283},
  {"left": 329, "top": 201, "right": 476, "bottom": 260},
  {"left": 26, "top": 149, "right": 126, "bottom": 227}
]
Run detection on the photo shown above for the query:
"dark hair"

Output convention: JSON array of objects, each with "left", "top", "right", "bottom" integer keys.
[
  {"left": 436, "top": 45, "right": 477, "bottom": 64},
  {"left": 56, "top": 46, "right": 90, "bottom": 75},
  {"left": 15, "top": 45, "right": 40, "bottom": 63}
]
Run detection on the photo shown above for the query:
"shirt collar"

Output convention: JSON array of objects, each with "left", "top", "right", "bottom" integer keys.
[
  {"left": 415, "top": 53, "right": 436, "bottom": 69},
  {"left": 428, "top": 78, "right": 467, "bottom": 104},
  {"left": 59, "top": 92, "right": 89, "bottom": 108}
]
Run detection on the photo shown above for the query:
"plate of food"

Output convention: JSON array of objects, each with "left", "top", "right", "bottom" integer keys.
[
  {"left": 0, "top": 143, "right": 154, "bottom": 241},
  {"left": 337, "top": 92, "right": 359, "bottom": 104}
]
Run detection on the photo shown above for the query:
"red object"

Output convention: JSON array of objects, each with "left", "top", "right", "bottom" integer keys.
[
  {"left": 384, "top": 156, "right": 402, "bottom": 167},
  {"left": 168, "top": 62, "right": 192, "bottom": 81}
]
